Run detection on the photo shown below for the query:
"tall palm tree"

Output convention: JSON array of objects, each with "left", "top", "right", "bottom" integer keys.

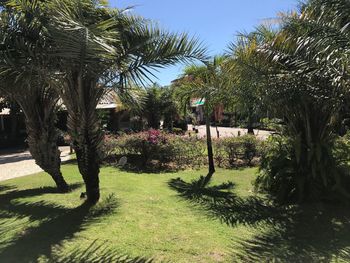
[
  {"left": 0, "top": 1, "right": 69, "bottom": 192},
  {"left": 44, "top": 0, "right": 207, "bottom": 203},
  {"left": 174, "top": 57, "right": 233, "bottom": 185}
]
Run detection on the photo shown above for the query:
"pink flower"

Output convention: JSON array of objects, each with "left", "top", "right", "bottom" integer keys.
[{"left": 147, "top": 129, "right": 161, "bottom": 144}]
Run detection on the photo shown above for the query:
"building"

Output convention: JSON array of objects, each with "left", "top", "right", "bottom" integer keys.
[{"left": 0, "top": 90, "right": 131, "bottom": 149}]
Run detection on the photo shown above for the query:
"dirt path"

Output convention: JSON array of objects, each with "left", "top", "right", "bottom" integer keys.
[{"left": 0, "top": 146, "right": 71, "bottom": 182}]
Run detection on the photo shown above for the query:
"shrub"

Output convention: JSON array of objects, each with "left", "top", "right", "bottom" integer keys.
[
  {"left": 254, "top": 135, "right": 296, "bottom": 202},
  {"left": 213, "top": 135, "right": 262, "bottom": 167},
  {"left": 101, "top": 134, "right": 120, "bottom": 160},
  {"left": 255, "top": 134, "right": 350, "bottom": 203},
  {"left": 105, "top": 130, "right": 206, "bottom": 169},
  {"left": 129, "top": 116, "right": 147, "bottom": 132},
  {"left": 102, "top": 131, "right": 262, "bottom": 170},
  {"left": 172, "top": 127, "right": 185, "bottom": 135}
]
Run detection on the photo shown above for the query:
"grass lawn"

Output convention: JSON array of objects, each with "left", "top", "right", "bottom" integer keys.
[{"left": 0, "top": 164, "right": 350, "bottom": 262}]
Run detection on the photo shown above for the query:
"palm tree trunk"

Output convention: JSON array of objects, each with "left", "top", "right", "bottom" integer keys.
[
  {"left": 247, "top": 111, "right": 254, "bottom": 135},
  {"left": 203, "top": 108, "right": 215, "bottom": 186},
  {"left": 215, "top": 123, "right": 220, "bottom": 138},
  {"left": 75, "top": 142, "right": 100, "bottom": 204},
  {"left": 61, "top": 73, "right": 104, "bottom": 204},
  {"left": 27, "top": 129, "right": 68, "bottom": 192},
  {"left": 16, "top": 86, "right": 69, "bottom": 192}
]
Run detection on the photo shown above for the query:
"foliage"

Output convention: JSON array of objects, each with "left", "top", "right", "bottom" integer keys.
[
  {"left": 102, "top": 132, "right": 262, "bottom": 170},
  {"left": 3, "top": 0, "right": 207, "bottom": 203},
  {"left": 133, "top": 84, "right": 182, "bottom": 131},
  {"left": 229, "top": 0, "right": 350, "bottom": 203},
  {"left": 213, "top": 135, "right": 262, "bottom": 168},
  {"left": 227, "top": 29, "right": 275, "bottom": 133},
  {"left": 255, "top": 134, "right": 350, "bottom": 203},
  {"left": 0, "top": 1, "right": 69, "bottom": 191},
  {"left": 173, "top": 56, "right": 236, "bottom": 179},
  {"left": 129, "top": 116, "right": 147, "bottom": 132},
  {"left": 104, "top": 131, "right": 206, "bottom": 169},
  {"left": 143, "top": 84, "right": 163, "bottom": 129},
  {"left": 259, "top": 118, "right": 283, "bottom": 132}
]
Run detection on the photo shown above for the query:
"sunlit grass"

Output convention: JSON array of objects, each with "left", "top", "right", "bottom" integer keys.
[{"left": 0, "top": 164, "right": 349, "bottom": 262}]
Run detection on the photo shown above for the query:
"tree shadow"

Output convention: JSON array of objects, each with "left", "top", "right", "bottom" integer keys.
[
  {"left": 0, "top": 184, "right": 82, "bottom": 220},
  {"left": 48, "top": 239, "right": 154, "bottom": 263},
  {"left": 0, "top": 152, "right": 33, "bottom": 165},
  {"left": 168, "top": 177, "right": 350, "bottom": 262},
  {"left": 230, "top": 203, "right": 350, "bottom": 262},
  {"left": 0, "top": 184, "right": 15, "bottom": 193},
  {"left": 0, "top": 185, "right": 120, "bottom": 262},
  {"left": 168, "top": 176, "right": 285, "bottom": 227}
]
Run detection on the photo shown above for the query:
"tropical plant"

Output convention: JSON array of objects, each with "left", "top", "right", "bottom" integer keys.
[
  {"left": 44, "top": 0, "right": 207, "bottom": 203},
  {"left": 251, "top": 0, "right": 350, "bottom": 202},
  {"left": 227, "top": 28, "right": 276, "bottom": 134},
  {"left": 144, "top": 84, "right": 163, "bottom": 129},
  {"left": 174, "top": 56, "right": 234, "bottom": 185},
  {"left": 0, "top": 0, "right": 69, "bottom": 191}
]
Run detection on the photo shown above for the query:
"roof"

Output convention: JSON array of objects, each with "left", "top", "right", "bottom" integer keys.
[
  {"left": 0, "top": 90, "right": 121, "bottom": 115},
  {"left": 0, "top": 108, "right": 10, "bottom": 116},
  {"left": 96, "top": 90, "right": 119, "bottom": 109}
]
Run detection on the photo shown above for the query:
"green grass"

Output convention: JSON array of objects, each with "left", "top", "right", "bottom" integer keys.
[{"left": 0, "top": 165, "right": 350, "bottom": 262}]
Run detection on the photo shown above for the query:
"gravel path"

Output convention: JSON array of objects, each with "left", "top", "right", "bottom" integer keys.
[
  {"left": 0, "top": 146, "right": 71, "bottom": 182},
  {"left": 188, "top": 125, "right": 271, "bottom": 140}
]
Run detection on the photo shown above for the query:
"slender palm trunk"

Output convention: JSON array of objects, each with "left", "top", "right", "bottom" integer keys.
[
  {"left": 247, "top": 109, "right": 254, "bottom": 135},
  {"left": 9, "top": 103, "right": 19, "bottom": 142},
  {"left": 215, "top": 124, "right": 220, "bottom": 138},
  {"left": 203, "top": 108, "right": 215, "bottom": 186}
]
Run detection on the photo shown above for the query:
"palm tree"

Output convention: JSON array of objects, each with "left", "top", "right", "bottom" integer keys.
[
  {"left": 45, "top": 0, "right": 207, "bottom": 203},
  {"left": 0, "top": 1, "right": 69, "bottom": 192},
  {"left": 251, "top": 1, "right": 350, "bottom": 202},
  {"left": 227, "top": 27, "right": 276, "bottom": 134},
  {"left": 174, "top": 57, "right": 233, "bottom": 186}
]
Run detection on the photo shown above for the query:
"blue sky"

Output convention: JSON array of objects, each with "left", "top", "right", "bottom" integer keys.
[{"left": 110, "top": 0, "right": 298, "bottom": 86}]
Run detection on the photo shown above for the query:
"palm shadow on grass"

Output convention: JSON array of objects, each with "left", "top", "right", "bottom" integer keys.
[
  {"left": 0, "top": 185, "right": 153, "bottom": 262},
  {"left": 168, "top": 177, "right": 350, "bottom": 262},
  {"left": 48, "top": 239, "right": 153, "bottom": 263},
  {"left": 168, "top": 176, "right": 284, "bottom": 227},
  {"left": 231, "top": 202, "right": 350, "bottom": 262}
]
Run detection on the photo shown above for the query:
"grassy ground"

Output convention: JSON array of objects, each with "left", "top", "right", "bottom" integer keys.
[{"left": 0, "top": 164, "right": 349, "bottom": 262}]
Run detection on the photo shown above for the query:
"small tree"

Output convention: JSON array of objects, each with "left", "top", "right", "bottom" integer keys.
[{"left": 174, "top": 57, "right": 234, "bottom": 186}]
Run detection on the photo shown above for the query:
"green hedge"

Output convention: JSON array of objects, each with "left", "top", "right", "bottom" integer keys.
[{"left": 102, "top": 131, "right": 263, "bottom": 169}]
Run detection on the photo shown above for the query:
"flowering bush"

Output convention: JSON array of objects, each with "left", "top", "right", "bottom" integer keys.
[
  {"left": 101, "top": 131, "right": 262, "bottom": 170},
  {"left": 102, "top": 130, "right": 206, "bottom": 169}
]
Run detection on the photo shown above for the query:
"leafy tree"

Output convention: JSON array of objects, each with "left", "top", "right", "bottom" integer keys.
[
  {"left": 160, "top": 86, "right": 181, "bottom": 132},
  {"left": 140, "top": 84, "right": 181, "bottom": 131}
]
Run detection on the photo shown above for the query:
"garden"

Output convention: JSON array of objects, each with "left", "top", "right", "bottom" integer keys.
[{"left": 0, "top": 0, "right": 350, "bottom": 262}]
